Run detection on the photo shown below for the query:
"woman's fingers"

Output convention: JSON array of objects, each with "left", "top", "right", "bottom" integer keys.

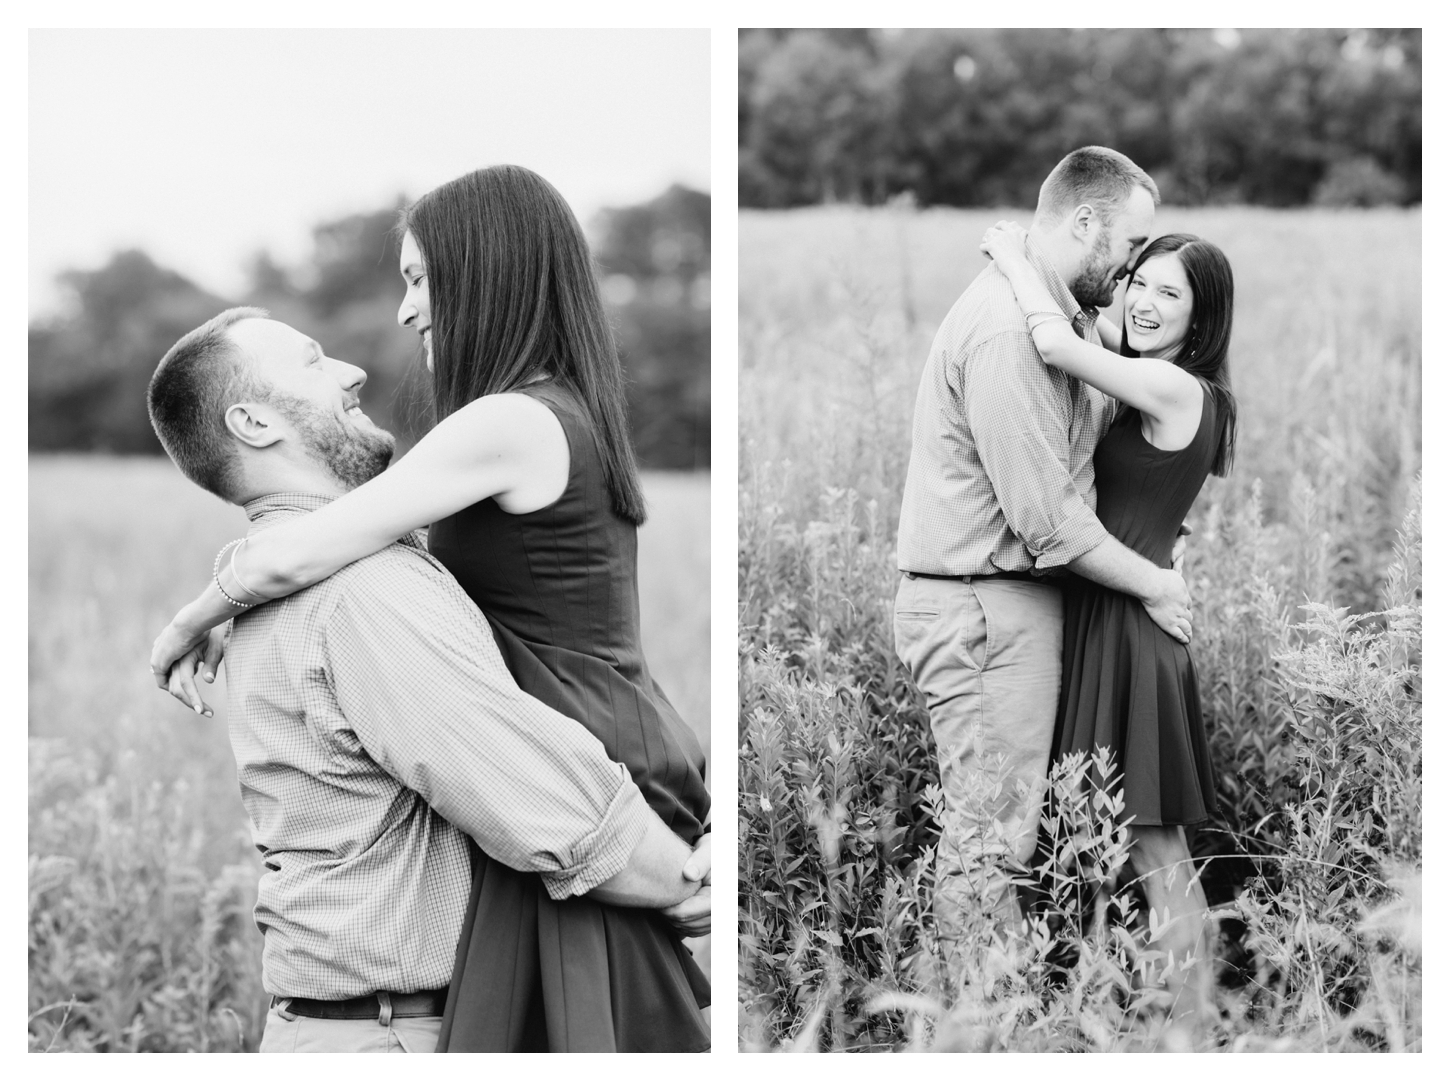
[
  {"left": 201, "top": 626, "right": 227, "bottom": 684},
  {"left": 151, "top": 620, "right": 206, "bottom": 677},
  {"left": 166, "top": 652, "right": 213, "bottom": 717}
]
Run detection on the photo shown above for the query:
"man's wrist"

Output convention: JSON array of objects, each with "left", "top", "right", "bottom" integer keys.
[{"left": 1136, "top": 566, "right": 1174, "bottom": 605}]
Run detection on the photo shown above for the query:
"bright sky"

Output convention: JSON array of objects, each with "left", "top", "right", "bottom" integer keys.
[{"left": 28, "top": 28, "right": 710, "bottom": 316}]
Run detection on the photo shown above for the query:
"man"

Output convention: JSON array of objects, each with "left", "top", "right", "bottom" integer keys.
[
  {"left": 894, "top": 147, "right": 1192, "bottom": 958},
  {"left": 146, "top": 308, "right": 708, "bottom": 1052}
]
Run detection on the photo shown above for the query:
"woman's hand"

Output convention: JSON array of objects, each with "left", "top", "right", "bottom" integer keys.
[
  {"left": 152, "top": 624, "right": 227, "bottom": 716},
  {"left": 150, "top": 615, "right": 208, "bottom": 684},
  {"left": 980, "top": 220, "right": 1031, "bottom": 267}
]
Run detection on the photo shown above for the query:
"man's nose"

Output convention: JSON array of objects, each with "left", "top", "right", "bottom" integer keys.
[{"left": 335, "top": 359, "right": 368, "bottom": 390}]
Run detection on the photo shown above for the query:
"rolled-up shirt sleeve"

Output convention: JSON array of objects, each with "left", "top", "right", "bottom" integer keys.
[
  {"left": 320, "top": 558, "right": 650, "bottom": 900},
  {"left": 965, "top": 330, "right": 1109, "bottom": 569}
]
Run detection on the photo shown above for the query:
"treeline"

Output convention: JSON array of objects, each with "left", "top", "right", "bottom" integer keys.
[
  {"left": 739, "top": 28, "right": 1420, "bottom": 208},
  {"left": 28, "top": 185, "right": 710, "bottom": 470}
]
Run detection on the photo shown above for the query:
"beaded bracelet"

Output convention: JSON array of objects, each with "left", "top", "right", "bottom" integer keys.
[
  {"left": 212, "top": 539, "right": 252, "bottom": 609},
  {"left": 228, "top": 538, "right": 268, "bottom": 602}
]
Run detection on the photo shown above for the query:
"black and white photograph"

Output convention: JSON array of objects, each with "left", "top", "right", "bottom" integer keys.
[
  {"left": 738, "top": 28, "right": 1421, "bottom": 1052},
  {"left": 29, "top": 28, "right": 711, "bottom": 1052},
  {"left": 25, "top": 20, "right": 1430, "bottom": 1059}
]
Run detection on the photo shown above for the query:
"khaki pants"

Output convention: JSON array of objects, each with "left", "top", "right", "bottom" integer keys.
[
  {"left": 893, "top": 575, "right": 1062, "bottom": 947},
  {"left": 259, "top": 1000, "right": 441, "bottom": 1053}
]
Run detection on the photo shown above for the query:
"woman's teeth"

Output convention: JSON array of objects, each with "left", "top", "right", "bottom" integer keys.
[{"left": 1131, "top": 314, "right": 1160, "bottom": 332}]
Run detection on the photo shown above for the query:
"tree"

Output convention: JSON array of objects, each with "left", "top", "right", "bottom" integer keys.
[
  {"left": 29, "top": 251, "right": 228, "bottom": 453},
  {"left": 30, "top": 187, "right": 711, "bottom": 470},
  {"left": 594, "top": 185, "right": 711, "bottom": 469},
  {"left": 738, "top": 28, "right": 1421, "bottom": 209},
  {"left": 742, "top": 30, "right": 890, "bottom": 206}
]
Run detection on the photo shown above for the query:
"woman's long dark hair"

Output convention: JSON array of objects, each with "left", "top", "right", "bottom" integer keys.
[
  {"left": 400, "top": 165, "right": 647, "bottom": 524},
  {"left": 1121, "top": 233, "right": 1238, "bottom": 477}
]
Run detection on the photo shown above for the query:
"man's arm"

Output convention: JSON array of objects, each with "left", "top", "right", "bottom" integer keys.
[
  {"left": 591, "top": 814, "right": 696, "bottom": 908},
  {"left": 321, "top": 553, "right": 699, "bottom": 904},
  {"left": 966, "top": 332, "right": 1191, "bottom": 642},
  {"left": 1068, "top": 538, "right": 1192, "bottom": 644},
  {"left": 966, "top": 331, "right": 1109, "bottom": 570}
]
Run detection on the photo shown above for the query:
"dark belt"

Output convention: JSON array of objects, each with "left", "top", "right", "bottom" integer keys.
[
  {"left": 903, "top": 570, "right": 1042, "bottom": 584},
  {"left": 272, "top": 988, "right": 447, "bottom": 1020}
]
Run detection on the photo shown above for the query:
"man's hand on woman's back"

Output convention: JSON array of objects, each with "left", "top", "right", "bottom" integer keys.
[{"left": 1142, "top": 568, "right": 1193, "bottom": 644}]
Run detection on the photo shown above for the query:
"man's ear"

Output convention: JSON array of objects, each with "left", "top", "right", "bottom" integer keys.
[
  {"left": 225, "top": 401, "right": 284, "bottom": 449},
  {"left": 1069, "top": 203, "right": 1097, "bottom": 242}
]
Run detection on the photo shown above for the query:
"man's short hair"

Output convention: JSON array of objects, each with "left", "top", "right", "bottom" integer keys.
[
  {"left": 147, "top": 306, "right": 271, "bottom": 501},
  {"left": 1036, "top": 146, "right": 1160, "bottom": 227}
]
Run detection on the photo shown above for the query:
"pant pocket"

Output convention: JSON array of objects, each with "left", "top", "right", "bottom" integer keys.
[
  {"left": 959, "top": 586, "right": 990, "bottom": 672},
  {"left": 389, "top": 1016, "right": 442, "bottom": 1053},
  {"left": 894, "top": 607, "right": 941, "bottom": 620},
  {"left": 970, "top": 581, "right": 1062, "bottom": 671},
  {"left": 258, "top": 1005, "right": 299, "bottom": 1053}
]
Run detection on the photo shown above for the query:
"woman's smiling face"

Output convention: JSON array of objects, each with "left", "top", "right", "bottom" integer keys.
[
  {"left": 1124, "top": 252, "right": 1195, "bottom": 359},
  {"left": 397, "top": 230, "right": 433, "bottom": 371}
]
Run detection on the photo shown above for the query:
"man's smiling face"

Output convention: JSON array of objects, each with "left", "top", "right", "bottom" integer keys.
[
  {"left": 1069, "top": 185, "right": 1156, "bottom": 310},
  {"left": 227, "top": 317, "right": 395, "bottom": 489}
]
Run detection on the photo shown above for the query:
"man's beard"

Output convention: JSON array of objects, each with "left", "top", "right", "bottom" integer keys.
[
  {"left": 1068, "top": 230, "right": 1122, "bottom": 310},
  {"left": 269, "top": 392, "right": 396, "bottom": 490}
]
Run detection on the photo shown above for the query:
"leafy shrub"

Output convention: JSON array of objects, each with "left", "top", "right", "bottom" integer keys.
[
  {"left": 1312, "top": 157, "right": 1410, "bottom": 208},
  {"left": 738, "top": 481, "right": 1421, "bottom": 1051},
  {"left": 28, "top": 739, "right": 269, "bottom": 1052}
]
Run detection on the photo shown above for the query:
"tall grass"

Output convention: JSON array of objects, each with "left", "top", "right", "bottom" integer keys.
[
  {"left": 738, "top": 206, "right": 1421, "bottom": 1051},
  {"left": 29, "top": 457, "right": 710, "bottom": 1052}
]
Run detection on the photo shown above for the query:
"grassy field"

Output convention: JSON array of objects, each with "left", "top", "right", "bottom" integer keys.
[
  {"left": 28, "top": 456, "right": 709, "bottom": 1052},
  {"left": 738, "top": 206, "right": 1421, "bottom": 1051}
]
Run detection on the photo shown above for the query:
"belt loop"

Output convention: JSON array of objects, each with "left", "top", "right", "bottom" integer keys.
[
  {"left": 376, "top": 990, "right": 392, "bottom": 1027},
  {"left": 274, "top": 997, "right": 297, "bottom": 1022}
]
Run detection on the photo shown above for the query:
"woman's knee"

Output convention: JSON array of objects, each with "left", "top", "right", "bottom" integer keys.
[{"left": 1128, "top": 824, "right": 1189, "bottom": 874}]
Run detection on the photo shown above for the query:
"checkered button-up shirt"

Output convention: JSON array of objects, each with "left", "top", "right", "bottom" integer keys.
[
  {"left": 897, "top": 240, "right": 1115, "bottom": 576},
  {"left": 226, "top": 492, "right": 651, "bottom": 1000}
]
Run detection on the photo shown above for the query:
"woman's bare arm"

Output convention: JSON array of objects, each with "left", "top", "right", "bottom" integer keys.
[
  {"left": 234, "top": 392, "right": 567, "bottom": 593},
  {"left": 981, "top": 222, "right": 1199, "bottom": 424},
  {"left": 150, "top": 392, "right": 568, "bottom": 689}
]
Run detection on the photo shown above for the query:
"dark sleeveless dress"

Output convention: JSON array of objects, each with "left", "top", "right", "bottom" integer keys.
[
  {"left": 426, "top": 381, "right": 711, "bottom": 1052},
  {"left": 1054, "top": 385, "right": 1220, "bottom": 827}
]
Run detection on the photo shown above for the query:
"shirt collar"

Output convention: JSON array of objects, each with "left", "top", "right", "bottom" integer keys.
[
  {"left": 243, "top": 491, "right": 337, "bottom": 533},
  {"left": 241, "top": 490, "right": 426, "bottom": 553},
  {"left": 1024, "top": 236, "right": 1096, "bottom": 332}
]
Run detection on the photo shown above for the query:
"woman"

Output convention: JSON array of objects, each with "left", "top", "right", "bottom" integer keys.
[
  {"left": 150, "top": 165, "right": 710, "bottom": 1051},
  {"left": 981, "top": 222, "right": 1236, "bottom": 1034}
]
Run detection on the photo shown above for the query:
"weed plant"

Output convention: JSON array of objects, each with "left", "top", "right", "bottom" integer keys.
[{"left": 738, "top": 207, "right": 1421, "bottom": 1051}]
